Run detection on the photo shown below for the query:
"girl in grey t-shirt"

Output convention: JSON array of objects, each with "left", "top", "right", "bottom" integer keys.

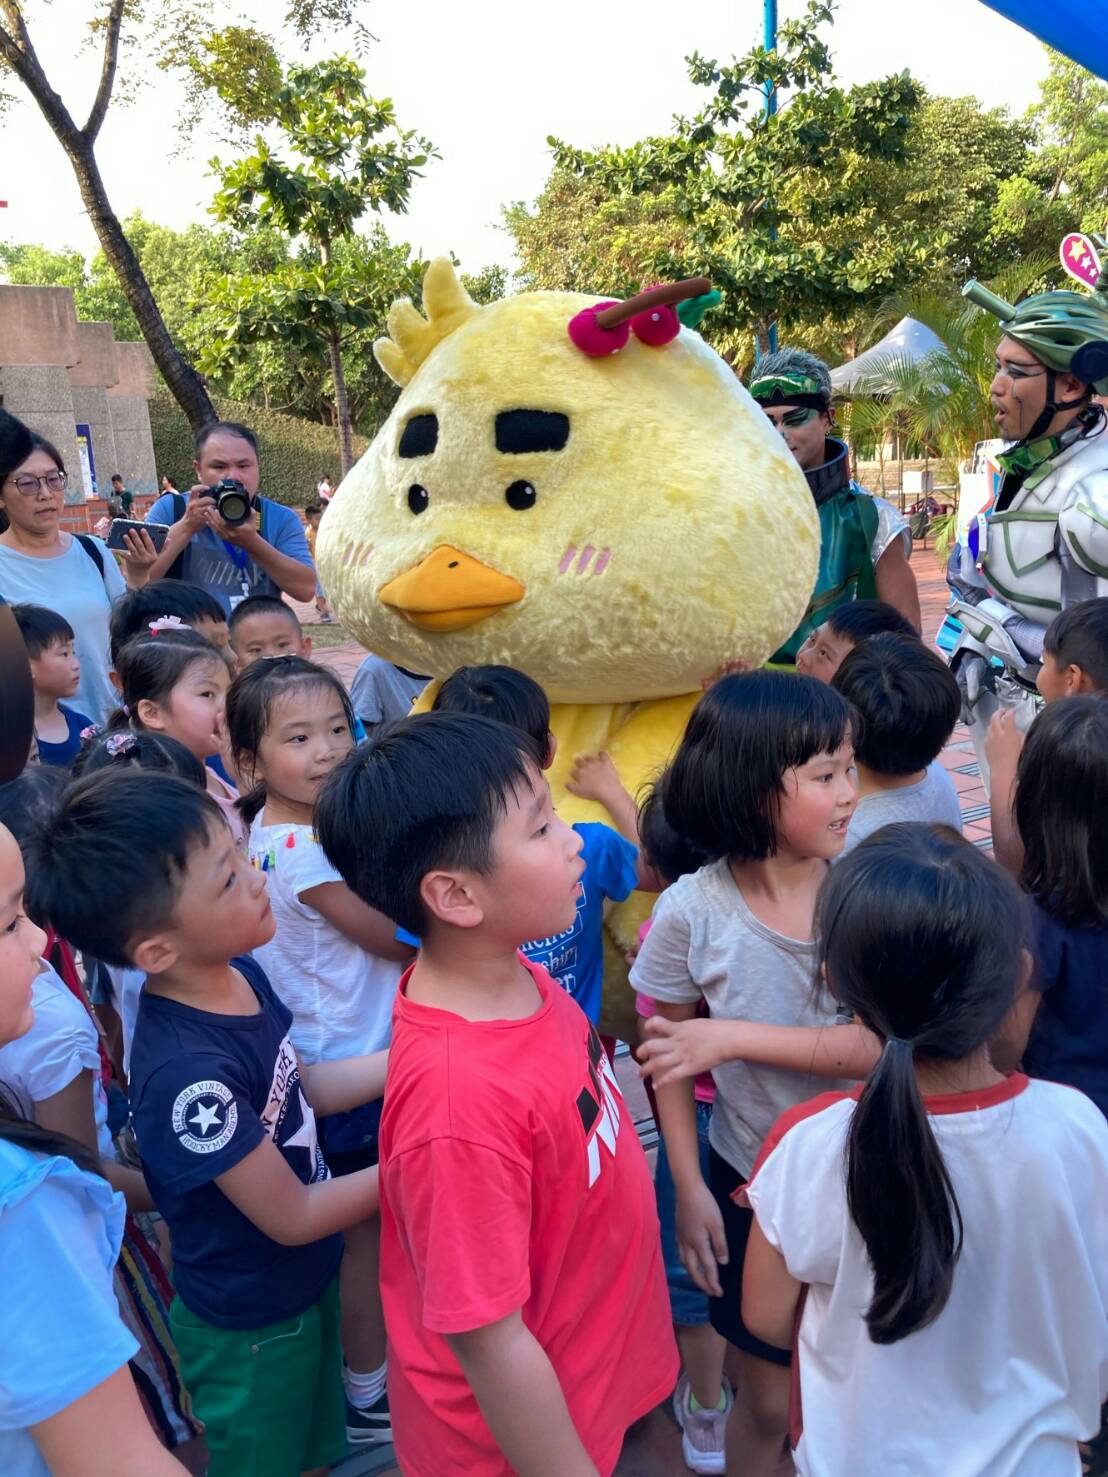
[{"left": 630, "top": 672, "right": 862, "bottom": 1433}]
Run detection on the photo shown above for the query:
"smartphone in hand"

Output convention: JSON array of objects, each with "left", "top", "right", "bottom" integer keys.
[{"left": 107, "top": 519, "right": 169, "bottom": 552}]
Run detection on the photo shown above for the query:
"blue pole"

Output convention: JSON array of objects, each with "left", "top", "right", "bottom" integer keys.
[{"left": 764, "top": 0, "right": 778, "bottom": 354}]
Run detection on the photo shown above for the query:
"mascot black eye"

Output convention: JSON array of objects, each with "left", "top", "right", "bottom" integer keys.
[
  {"left": 407, "top": 484, "right": 429, "bottom": 514},
  {"left": 505, "top": 480, "right": 536, "bottom": 511}
]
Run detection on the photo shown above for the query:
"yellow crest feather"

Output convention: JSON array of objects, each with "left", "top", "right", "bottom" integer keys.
[{"left": 372, "top": 258, "right": 480, "bottom": 387}]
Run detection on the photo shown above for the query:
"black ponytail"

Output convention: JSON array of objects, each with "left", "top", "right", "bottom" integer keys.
[
  {"left": 818, "top": 823, "right": 1027, "bottom": 1344},
  {"left": 845, "top": 1039, "right": 962, "bottom": 1343}
]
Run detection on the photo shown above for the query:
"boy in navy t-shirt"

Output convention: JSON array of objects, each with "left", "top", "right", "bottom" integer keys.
[
  {"left": 12, "top": 604, "right": 92, "bottom": 769},
  {"left": 28, "top": 769, "right": 387, "bottom": 1477},
  {"left": 432, "top": 665, "right": 649, "bottom": 1024}
]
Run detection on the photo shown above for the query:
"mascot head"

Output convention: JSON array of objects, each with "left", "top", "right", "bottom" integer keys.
[{"left": 318, "top": 259, "right": 819, "bottom": 704}]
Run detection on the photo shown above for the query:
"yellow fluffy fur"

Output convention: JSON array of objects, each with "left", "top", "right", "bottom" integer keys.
[{"left": 318, "top": 260, "right": 819, "bottom": 1036}]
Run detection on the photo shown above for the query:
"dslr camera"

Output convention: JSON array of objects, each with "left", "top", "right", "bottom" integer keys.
[{"left": 208, "top": 478, "right": 253, "bottom": 526}]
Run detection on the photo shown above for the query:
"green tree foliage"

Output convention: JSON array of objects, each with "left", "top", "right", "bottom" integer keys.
[
  {"left": 548, "top": 2, "right": 927, "bottom": 350},
  {"left": 203, "top": 46, "right": 434, "bottom": 472},
  {"left": 0, "top": 214, "right": 429, "bottom": 437}
]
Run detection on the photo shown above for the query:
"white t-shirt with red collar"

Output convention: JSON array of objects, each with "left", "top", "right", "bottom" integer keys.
[
  {"left": 378, "top": 956, "right": 677, "bottom": 1477},
  {"left": 744, "top": 1073, "right": 1108, "bottom": 1477}
]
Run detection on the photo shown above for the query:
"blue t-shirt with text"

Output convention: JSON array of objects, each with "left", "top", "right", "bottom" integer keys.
[
  {"left": 521, "top": 822, "right": 638, "bottom": 1024},
  {"left": 145, "top": 492, "right": 313, "bottom": 617},
  {"left": 128, "top": 955, "right": 342, "bottom": 1328}
]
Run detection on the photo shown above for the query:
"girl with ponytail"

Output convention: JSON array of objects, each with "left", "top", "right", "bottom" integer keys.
[{"left": 739, "top": 823, "right": 1108, "bottom": 1477}]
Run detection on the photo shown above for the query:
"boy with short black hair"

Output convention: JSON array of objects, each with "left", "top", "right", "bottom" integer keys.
[
  {"left": 109, "top": 578, "right": 230, "bottom": 664},
  {"left": 795, "top": 597, "right": 917, "bottom": 682},
  {"left": 228, "top": 593, "right": 312, "bottom": 667},
  {"left": 27, "top": 769, "right": 385, "bottom": 1477},
  {"left": 433, "top": 664, "right": 650, "bottom": 1024},
  {"left": 987, "top": 596, "right": 1108, "bottom": 874},
  {"left": 315, "top": 713, "right": 676, "bottom": 1476},
  {"left": 831, "top": 631, "right": 963, "bottom": 852},
  {"left": 110, "top": 473, "right": 133, "bottom": 518},
  {"left": 12, "top": 603, "right": 91, "bottom": 768}
]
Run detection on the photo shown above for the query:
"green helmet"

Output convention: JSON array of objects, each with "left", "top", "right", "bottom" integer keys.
[{"left": 962, "top": 268, "right": 1108, "bottom": 394}]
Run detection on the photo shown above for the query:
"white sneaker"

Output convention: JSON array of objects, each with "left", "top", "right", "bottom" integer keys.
[{"left": 673, "top": 1370, "right": 732, "bottom": 1475}]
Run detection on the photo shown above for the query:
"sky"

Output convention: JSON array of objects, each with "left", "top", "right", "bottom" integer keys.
[{"left": 1, "top": 0, "right": 1050, "bottom": 278}]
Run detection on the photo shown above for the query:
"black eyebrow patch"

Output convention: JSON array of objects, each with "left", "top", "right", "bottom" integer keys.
[
  {"left": 398, "top": 414, "right": 438, "bottom": 458},
  {"left": 495, "top": 410, "right": 570, "bottom": 454}
]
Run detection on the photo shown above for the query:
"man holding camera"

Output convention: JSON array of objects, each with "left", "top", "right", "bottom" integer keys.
[{"left": 144, "top": 421, "right": 316, "bottom": 614}]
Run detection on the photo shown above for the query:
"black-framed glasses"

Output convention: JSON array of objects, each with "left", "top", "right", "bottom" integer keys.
[{"left": 9, "top": 470, "right": 68, "bottom": 496}]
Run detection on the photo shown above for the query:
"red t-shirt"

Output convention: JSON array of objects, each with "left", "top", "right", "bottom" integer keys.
[{"left": 379, "top": 956, "right": 678, "bottom": 1477}]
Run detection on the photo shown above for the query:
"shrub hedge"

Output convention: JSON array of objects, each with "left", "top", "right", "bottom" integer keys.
[{"left": 149, "top": 390, "right": 369, "bottom": 508}]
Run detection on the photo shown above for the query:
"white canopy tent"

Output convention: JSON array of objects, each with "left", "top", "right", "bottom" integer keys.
[{"left": 830, "top": 316, "right": 945, "bottom": 396}]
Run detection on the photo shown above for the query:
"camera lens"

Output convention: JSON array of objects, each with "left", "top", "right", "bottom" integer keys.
[{"left": 217, "top": 484, "right": 250, "bottom": 525}]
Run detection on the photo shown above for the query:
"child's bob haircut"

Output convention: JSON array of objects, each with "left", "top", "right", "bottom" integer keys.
[
  {"left": 832, "top": 632, "right": 959, "bottom": 776},
  {"left": 432, "top": 664, "right": 550, "bottom": 753},
  {"left": 1042, "top": 597, "right": 1108, "bottom": 693},
  {"left": 226, "top": 655, "right": 355, "bottom": 823},
  {"left": 11, "top": 603, "right": 75, "bottom": 659},
  {"left": 1016, "top": 695, "right": 1108, "bottom": 927},
  {"left": 109, "top": 580, "right": 226, "bottom": 664},
  {"left": 227, "top": 594, "right": 303, "bottom": 643},
  {"left": 316, "top": 711, "right": 544, "bottom": 936},
  {"left": 664, "top": 670, "right": 854, "bottom": 862},
  {"left": 826, "top": 598, "right": 918, "bottom": 645},
  {"left": 25, "top": 770, "right": 222, "bottom": 968}
]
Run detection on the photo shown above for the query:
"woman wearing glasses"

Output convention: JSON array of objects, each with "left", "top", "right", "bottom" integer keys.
[
  {"left": 748, "top": 349, "right": 920, "bottom": 664},
  {"left": 0, "top": 414, "right": 154, "bottom": 723}
]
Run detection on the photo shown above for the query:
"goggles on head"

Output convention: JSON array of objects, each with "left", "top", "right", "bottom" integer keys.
[{"left": 748, "top": 372, "right": 829, "bottom": 411}]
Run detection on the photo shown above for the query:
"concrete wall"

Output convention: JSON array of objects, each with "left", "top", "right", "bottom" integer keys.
[
  {"left": 0, "top": 364, "right": 83, "bottom": 502},
  {"left": 0, "top": 285, "right": 80, "bottom": 367},
  {"left": 108, "top": 395, "right": 157, "bottom": 495},
  {"left": 0, "top": 285, "right": 157, "bottom": 504}
]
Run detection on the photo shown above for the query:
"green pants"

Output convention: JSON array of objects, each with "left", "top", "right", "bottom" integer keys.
[{"left": 169, "top": 1275, "right": 346, "bottom": 1476}]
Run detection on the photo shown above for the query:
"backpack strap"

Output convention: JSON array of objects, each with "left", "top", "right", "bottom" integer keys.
[
  {"left": 164, "top": 491, "right": 189, "bottom": 582},
  {"left": 74, "top": 533, "right": 106, "bottom": 584}
]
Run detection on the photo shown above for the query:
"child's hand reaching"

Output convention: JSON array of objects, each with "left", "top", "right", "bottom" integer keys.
[
  {"left": 701, "top": 658, "right": 749, "bottom": 691},
  {"left": 638, "top": 1014, "right": 733, "bottom": 1086},
  {"left": 985, "top": 707, "right": 1025, "bottom": 778},
  {"left": 566, "top": 750, "right": 623, "bottom": 807}
]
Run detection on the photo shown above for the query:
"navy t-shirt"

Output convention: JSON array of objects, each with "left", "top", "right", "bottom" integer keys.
[
  {"left": 37, "top": 703, "right": 92, "bottom": 769},
  {"left": 1024, "top": 899, "right": 1108, "bottom": 1120},
  {"left": 128, "top": 955, "right": 342, "bottom": 1328}
]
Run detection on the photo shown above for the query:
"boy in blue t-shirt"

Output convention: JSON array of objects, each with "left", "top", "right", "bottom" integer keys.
[
  {"left": 432, "top": 665, "right": 651, "bottom": 1023},
  {"left": 12, "top": 604, "right": 92, "bottom": 769},
  {"left": 28, "top": 769, "right": 387, "bottom": 1477}
]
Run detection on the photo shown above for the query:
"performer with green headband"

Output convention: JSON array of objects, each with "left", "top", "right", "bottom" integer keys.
[
  {"left": 946, "top": 234, "right": 1108, "bottom": 780},
  {"left": 749, "top": 349, "right": 921, "bottom": 664}
]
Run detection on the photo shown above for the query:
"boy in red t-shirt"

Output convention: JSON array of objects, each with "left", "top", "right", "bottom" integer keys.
[{"left": 316, "top": 712, "right": 677, "bottom": 1477}]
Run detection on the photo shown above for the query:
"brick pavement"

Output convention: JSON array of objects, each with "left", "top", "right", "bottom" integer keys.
[{"left": 315, "top": 541, "right": 992, "bottom": 1477}]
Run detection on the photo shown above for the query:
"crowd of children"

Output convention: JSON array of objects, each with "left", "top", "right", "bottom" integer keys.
[{"left": 1, "top": 558, "right": 1107, "bottom": 1477}]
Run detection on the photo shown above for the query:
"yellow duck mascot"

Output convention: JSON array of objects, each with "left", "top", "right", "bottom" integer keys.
[{"left": 318, "top": 259, "right": 818, "bottom": 1039}]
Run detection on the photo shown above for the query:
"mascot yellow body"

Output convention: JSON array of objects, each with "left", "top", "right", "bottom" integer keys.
[{"left": 318, "top": 259, "right": 818, "bottom": 1037}]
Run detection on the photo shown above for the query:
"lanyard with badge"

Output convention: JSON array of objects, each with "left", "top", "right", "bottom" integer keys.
[{"left": 223, "top": 539, "right": 252, "bottom": 607}]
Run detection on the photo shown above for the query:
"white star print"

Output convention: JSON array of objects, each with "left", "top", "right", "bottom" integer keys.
[{"left": 188, "top": 1100, "right": 223, "bottom": 1137}]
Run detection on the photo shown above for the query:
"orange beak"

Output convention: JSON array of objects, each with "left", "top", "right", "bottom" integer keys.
[{"left": 379, "top": 545, "right": 525, "bottom": 632}]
